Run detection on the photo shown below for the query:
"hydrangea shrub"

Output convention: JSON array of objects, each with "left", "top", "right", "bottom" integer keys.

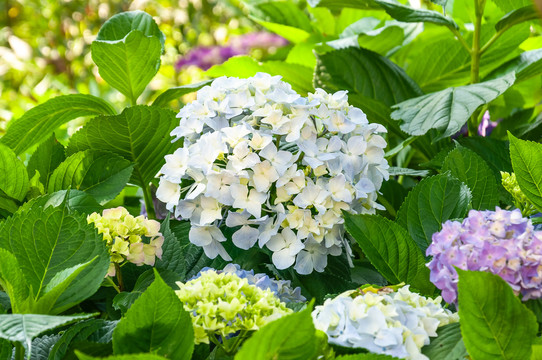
[{"left": 156, "top": 73, "right": 389, "bottom": 274}]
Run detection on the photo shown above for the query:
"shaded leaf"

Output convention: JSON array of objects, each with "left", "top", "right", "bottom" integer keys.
[
  {"left": 486, "top": 48, "right": 542, "bottom": 83},
  {"left": 152, "top": 80, "right": 212, "bottom": 108},
  {"left": 509, "top": 133, "right": 542, "bottom": 212},
  {"left": 422, "top": 323, "right": 468, "bottom": 360},
  {"left": 374, "top": 0, "right": 458, "bottom": 28},
  {"left": 27, "top": 134, "right": 65, "bottom": 190},
  {"left": 0, "top": 143, "right": 28, "bottom": 202}
]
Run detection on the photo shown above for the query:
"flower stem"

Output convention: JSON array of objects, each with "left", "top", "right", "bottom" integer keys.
[
  {"left": 468, "top": 0, "right": 486, "bottom": 136},
  {"left": 142, "top": 183, "right": 156, "bottom": 220},
  {"left": 106, "top": 276, "right": 121, "bottom": 293},
  {"left": 115, "top": 263, "right": 125, "bottom": 292},
  {"left": 15, "top": 343, "right": 24, "bottom": 360}
]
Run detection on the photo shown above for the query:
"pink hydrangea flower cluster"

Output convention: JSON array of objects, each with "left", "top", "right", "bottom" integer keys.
[{"left": 426, "top": 207, "right": 542, "bottom": 304}]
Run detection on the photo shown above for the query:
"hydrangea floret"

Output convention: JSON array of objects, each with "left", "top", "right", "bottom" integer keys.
[
  {"left": 175, "top": 268, "right": 292, "bottom": 347},
  {"left": 87, "top": 206, "right": 164, "bottom": 277},
  {"left": 156, "top": 73, "right": 389, "bottom": 274},
  {"left": 501, "top": 171, "right": 538, "bottom": 217},
  {"left": 426, "top": 207, "right": 542, "bottom": 304},
  {"left": 312, "top": 285, "right": 457, "bottom": 360},
  {"left": 193, "top": 264, "right": 306, "bottom": 303}
]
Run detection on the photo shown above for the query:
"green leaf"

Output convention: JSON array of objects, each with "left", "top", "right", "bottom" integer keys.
[
  {"left": 397, "top": 174, "right": 471, "bottom": 253},
  {"left": 96, "top": 10, "right": 165, "bottom": 51},
  {"left": 0, "top": 143, "right": 28, "bottom": 202},
  {"left": 0, "top": 339, "right": 11, "bottom": 360},
  {"left": 458, "top": 137, "right": 512, "bottom": 178},
  {"left": 92, "top": 30, "right": 161, "bottom": 104},
  {"left": 0, "top": 313, "right": 95, "bottom": 357},
  {"left": 495, "top": 5, "right": 538, "bottom": 31},
  {"left": 0, "top": 249, "right": 30, "bottom": 313},
  {"left": 48, "top": 150, "right": 134, "bottom": 204},
  {"left": 492, "top": 0, "right": 532, "bottom": 14},
  {"left": 422, "top": 323, "right": 468, "bottom": 360},
  {"left": 235, "top": 305, "right": 317, "bottom": 360},
  {"left": 152, "top": 80, "right": 212, "bottom": 108},
  {"left": 67, "top": 106, "right": 175, "bottom": 188},
  {"left": 315, "top": 47, "right": 423, "bottom": 107},
  {"left": 442, "top": 147, "right": 500, "bottom": 210},
  {"left": 22, "top": 190, "right": 102, "bottom": 215},
  {"left": 486, "top": 49, "right": 542, "bottom": 83},
  {"left": 112, "top": 270, "right": 194, "bottom": 360},
  {"left": 388, "top": 167, "right": 430, "bottom": 177},
  {"left": 308, "top": 0, "right": 380, "bottom": 10},
  {"left": 0, "top": 203, "right": 109, "bottom": 314},
  {"left": 374, "top": 0, "right": 458, "bottom": 28},
  {"left": 336, "top": 354, "right": 397, "bottom": 359},
  {"left": 458, "top": 269, "right": 537, "bottom": 360},
  {"left": 1, "top": 94, "right": 116, "bottom": 155},
  {"left": 76, "top": 353, "right": 168, "bottom": 360},
  {"left": 206, "top": 56, "right": 314, "bottom": 95},
  {"left": 49, "top": 319, "right": 117, "bottom": 360},
  {"left": 509, "top": 133, "right": 542, "bottom": 212},
  {"left": 27, "top": 134, "right": 65, "bottom": 190},
  {"left": 391, "top": 73, "right": 515, "bottom": 141},
  {"left": 112, "top": 268, "right": 182, "bottom": 314},
  {"left": 154, "top": 217, "right": 186, "bottom": 277},
  {"left": 344, "top": 213, "right": 435, "bottom": 295},
  {"left": 250, "top": 1, "right": 314, "bottom": 33}
]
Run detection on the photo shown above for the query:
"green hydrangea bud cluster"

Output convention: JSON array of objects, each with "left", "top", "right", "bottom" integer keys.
[
  {"left": 175, "top": 269, "right": 292, "bottom": 345},
  {"left": 501, "top": 172, "right": 537, "bottom": 216},
  {"left": 87, "top": 206, "right": 164, "bottom": 277}
]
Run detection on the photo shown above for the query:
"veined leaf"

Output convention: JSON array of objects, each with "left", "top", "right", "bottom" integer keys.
[
  {"left": 344, "top": 213, "right": 435, "bottom": 295},
  {"left": 486, "top": 48, "right": 542, "bottom": 83},
  {"left": 21, "top": 190, "right": 103, "bottom": 215},
  {"left": 152, "top": 80, "right": 212, "bottom": 107},
  {"left": 458, "top": 269, "right": 537, "bottom": 360},
  {"left": 492, "top": 0, "right": 532, "bottom": 14},
  {"left": 92, "top": 30, "right": 161, "bottom": 104},
  {"left": 421, "top": 323, "right": 468, "bottom": 360},
  {"left": 1, "top": 94, "right": 116, "bottom": 155},
  {"left": 397, "top": 174, "right": 471, "bottom": 253},
  {"left": 391, "top": 73, "right": 515, "bottom": 141},
  {"left": 235, "top": 305, "right": 317, "bottom": 360},
  {"left": 0, "top": 249, "right": 30, "bottom": 314},
  {"left": 48, "top": 150, "right": 134, "bottom": 204},
  {"left": 67, "top": 106, "right": 176, "bottom": 188},
  {"left": 0, "top": 313, "right": 94, "bottom": 357},
  {"left": 442, "top": 147, "right": 500, "bottom": 210},
  {"left": 96, "top": 10, "right": 165, "bottom": 51},
  {"left": 0, "top": 143, "right": 28, "bottom": 202},
  {"left": 112, "top": 271, "right": 194, "bottom": 360},
  {"left": 249, "top": 1, "right": 313, "bottom": 33},
  {"left": 0, "top": 203, "right": 109, "bottom": 314},
  {"left": 374, "top": 0, "right": 458, "bottom": 29},
  {"left": 495, "top": 5, "right": 538, "bottom": 31},
  {"left": 509, "top": 133, "right": 542, "bottom": 212}
]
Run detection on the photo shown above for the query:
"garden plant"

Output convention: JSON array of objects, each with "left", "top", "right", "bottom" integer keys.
[{"left": 0, "top": 0, "right": 542, "bottom": 359}]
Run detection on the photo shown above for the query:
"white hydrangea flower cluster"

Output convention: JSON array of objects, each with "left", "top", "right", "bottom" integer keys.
[
  {"left": 156, "top": 73, "right": 389, "bottom": 274},
  {"left": 312, "top": 286, "right": 458, "bottom": 359}
]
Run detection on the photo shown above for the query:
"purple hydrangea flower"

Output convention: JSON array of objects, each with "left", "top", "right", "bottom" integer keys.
[
  {"left": 175, "top": 32, "right": 288, "bottom": 71},
  {"left": 193, "top": 264, "right": 306, "bottom": 303},
  {"left": 426, "top": 207, "right": 542, "bottom": 304},
  {"left": 478, "top": 110, "right": 500, "bottom": 136}
]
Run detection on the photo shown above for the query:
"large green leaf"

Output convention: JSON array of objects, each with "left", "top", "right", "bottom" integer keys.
[
  {"left": 76, "top": 353, "right": 168, "bottom": 360},
  {"left": 0, "top": 249, "right": 30, "bottom": 313},
  {"left": 344, "top": 213, "right": 435, "bottom": 295},
  {"left": 422, "top": 323, "right": 467, "bottom": 359},
  {"left": 26, "top": 134, "right": 65, "bottom": 190},
  {"left": 458, "top": 269, "right": 537, "bottom": 360},
  {"left": 48, "top": 150, "right": 133, "bottom": 204},
  {"left": 391, "top": 73, "right": 515, "bottom": 141},
  {"left": 96, "top": 10, "right": 165, "bottom": 51},
  {"left": 0, "top": 143, "right": 28, "bottom": 202},
  {"left": 0, "top": 203, "right": 109, "bottom": 314},
  {"left": 486, "top": 49, "right": 542, "bottom": 83},
  {"left": 374, "top": 0, "right": 458, "bottom": 28},
  {"left": 458, "top": 137, "right": 512, "bottom": 178},
  {"left": 112, "top": 271, "right": 194, "bottom": 360},
  {"left": 22, "top": 190, "right": 102, "bottom": 215},
  {"left": 249, "top": 1, "right": 314, "bottom": 33},
  {"left": 0, "top": 313, "right": 94, "bottom": 357},
  {"left": 206, "top": 56, "right": 314, "bottom": 95},
  {"left": 67, "top": 106, "right": 176, "bottom": 188},
  {"left": 509, "top": 133, "right": 542, "bottom": 212},
  {"left": 154, "top": 217, "right": 186, "bottom": 277},
  {"left": 235, "top": 305, "right": 317, "bottom": 360},
  {"left": 152, "top": 80, "right": 212, "bottom": 108},
  {"left": 315, "top": 47, "right": 423, "bottom": 107},
  {"left": 92, "top": 30, "right": 161, "bottom": 104},
  {"left": 397, "top": 174, "right": 471, "bottom": 253},
  {"left": 442, "top": 147, "right": 500, "bottom": 210},
  {"left": 0, "top": 339, "right": 10, "bottom": 360},
  {"left": 1, "top": 95, "right": 116, "bottom": 155}
]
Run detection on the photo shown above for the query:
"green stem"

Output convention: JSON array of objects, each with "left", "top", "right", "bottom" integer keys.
[
  {"left": 106, "top": 276, "right": 121, "bottom": 293},
  {"left": 142, "top": 183, "right": 156, "bottom": 220},
  {"left": 468, "top": 0, "right": 485, "bottom": 135},
  {"left": 115, "top": 263, "right": 125, "bottom": 292},
  {"left": 15, "top": 343, "right": 24, "bottom": 360},
  {"left": 448, "top": 26, "right": 472, "bottom": 54}
]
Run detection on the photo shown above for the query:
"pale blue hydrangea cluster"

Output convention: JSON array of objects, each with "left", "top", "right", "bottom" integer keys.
[
  {"left": 312, "top": 286, "right": 457, "bottom": 360},
  {"left": 426, "top": 207, "right": 542, "bottom": 304},
  {"left": 156, "top": 73, "right": 389, "bottom": 274},
  {"left": 193, "top": 264, "right": 306, "bottom": 303}
]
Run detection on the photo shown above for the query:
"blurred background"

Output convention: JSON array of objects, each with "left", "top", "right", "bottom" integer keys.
[{"left": 0, "top": 0, "right": 289, "bottom": 134}]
